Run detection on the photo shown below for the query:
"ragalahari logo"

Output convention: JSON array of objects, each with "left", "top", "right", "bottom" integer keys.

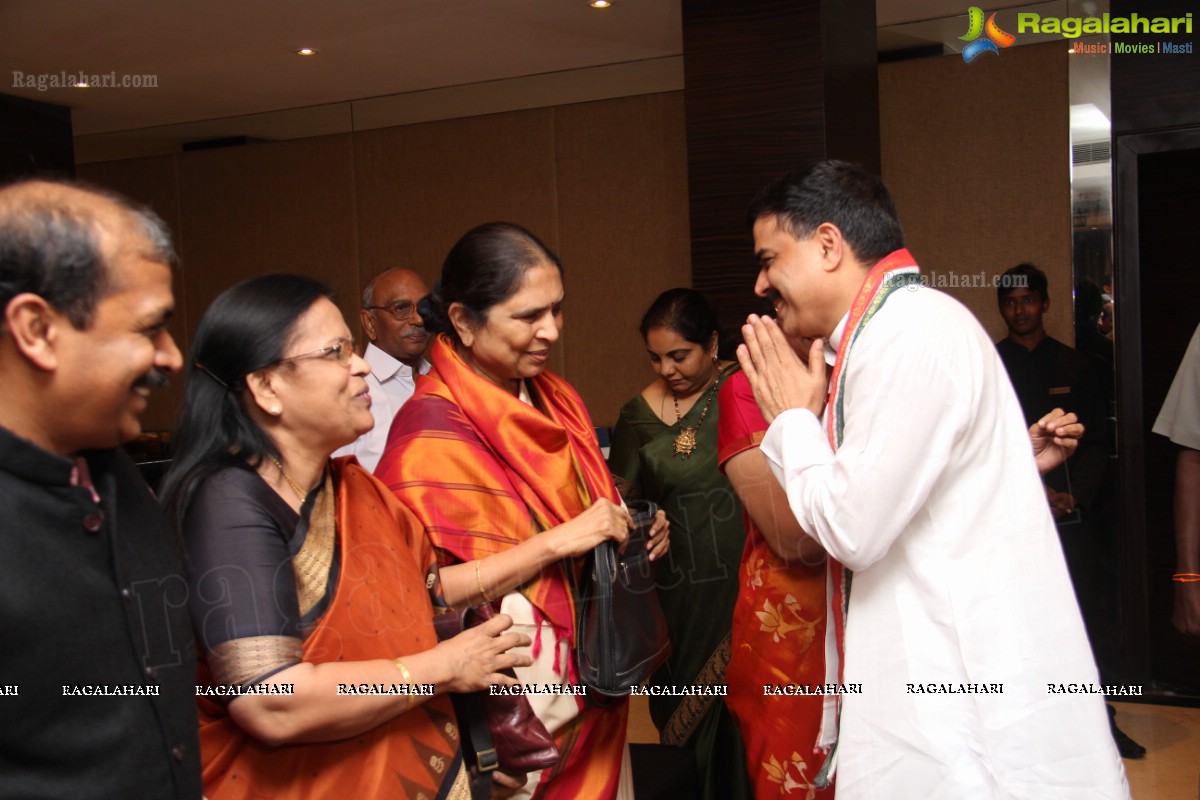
[{"left": 959, "top": 7, "right": 1016, "bottom": 62}]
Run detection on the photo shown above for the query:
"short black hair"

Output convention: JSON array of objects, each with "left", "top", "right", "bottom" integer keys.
[
  {"left": 998, "top": 263, "right": 1048, "bottom": 303},
  {"left": 746, "top": 160, "right": 904, "bottom": 265},
  {"left": 0, "top": 178, "right": 175, "bottom": 330}
]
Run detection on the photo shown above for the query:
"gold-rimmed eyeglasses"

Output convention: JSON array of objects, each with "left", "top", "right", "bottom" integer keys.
[
  {"left": 276, "top": 338, "right": 355, "bottom": 367},
  {"left": 365, "top": 300, "right": 417, "bottom": 320}
]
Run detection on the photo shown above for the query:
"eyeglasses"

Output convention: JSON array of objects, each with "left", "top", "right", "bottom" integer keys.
[
  {"left": 365, "top": 300, "right": 417, "bottom": 320},
  {"left": 276, "top": 338, "right": 355, "bottom": 367}
]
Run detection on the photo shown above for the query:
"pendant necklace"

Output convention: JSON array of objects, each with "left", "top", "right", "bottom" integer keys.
[{"left": 672, "top": 373, "right": 720, "bottom": 459}]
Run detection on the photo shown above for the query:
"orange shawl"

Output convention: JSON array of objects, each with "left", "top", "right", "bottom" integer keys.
[
  {"left": 197, "top": 459, "right": 467, "bottom": 800},
  {"left": 377, "top": 335, "right": 628, "bottom": 799}
]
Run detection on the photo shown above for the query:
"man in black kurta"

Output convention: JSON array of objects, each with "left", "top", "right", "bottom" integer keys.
[
  {"left": 0, "top": 180, "right": 201, "bottom": 798},
  {"left": 995, "top": 262, "right": 1142, "bottom": 760}
]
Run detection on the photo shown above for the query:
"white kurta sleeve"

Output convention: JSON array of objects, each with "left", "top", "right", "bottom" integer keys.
[
  {"left": 1153, "top": 322, "right": 1200, "bottom": 450},
  {"left": 759, "top": 317, "right": 973, "bottom": 571}
]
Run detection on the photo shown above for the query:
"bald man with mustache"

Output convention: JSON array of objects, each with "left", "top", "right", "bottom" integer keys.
[{"left": 335, "top": 267, "right": 431, "bottom": 471}]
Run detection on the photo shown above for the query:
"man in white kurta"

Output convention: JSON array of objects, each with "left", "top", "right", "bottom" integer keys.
[
  {"left": 1152, "top": 321, "right": 1200, "bottom": 637},
  {"left": 334, "top": 268, "right": 430, "bottom": 471},
  {"left": 738, "top": 161, "right": 1129, "bottom": 798}
]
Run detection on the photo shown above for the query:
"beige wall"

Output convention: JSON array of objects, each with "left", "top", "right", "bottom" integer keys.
[
  {"left": 78, "top": 92, "right": 692, "bottom": 431},
  {"left": 80, "top": 47, "right": 1074, "bottom": 435},
  {"left": 879, "top": 42, "right": 1072, "bottom": 344}
]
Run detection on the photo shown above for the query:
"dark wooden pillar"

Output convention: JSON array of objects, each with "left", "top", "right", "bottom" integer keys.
[
  {"left": 0, "top": 94, "right": 74, "bottom": 182},
  {"left": 1111, "top": 0, "right": 1200, "bottom": 698},
  {"left": 682, "top": 0, "right": 879, "bottom": 330}
]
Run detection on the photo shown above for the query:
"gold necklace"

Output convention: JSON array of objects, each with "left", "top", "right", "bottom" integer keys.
[
  {"left": 671, "top": 372, "right": 721, "bottom": 459},
  {"left": 269, "top": 456, "right": 308, "bottom": 503}
]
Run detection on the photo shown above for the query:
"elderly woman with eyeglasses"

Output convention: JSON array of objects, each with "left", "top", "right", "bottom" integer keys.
[{"left": 161, "top": 274, "right": 530, "bottom": 799}]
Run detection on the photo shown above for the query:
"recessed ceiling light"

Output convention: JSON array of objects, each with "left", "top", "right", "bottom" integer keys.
[
  {"left": 589, "top": 0, "right": 613, "bottom": 7},
  {"left": 296, "top": 47, "right": 319, "bottom": 56}
]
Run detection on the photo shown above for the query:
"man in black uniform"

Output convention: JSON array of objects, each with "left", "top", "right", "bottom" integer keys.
[
  {"left": 0, "top": 180, "right": 202, "bottom": 797},
  {"left": 995, "top": 262, "right": 1143, "bottom": 759}
]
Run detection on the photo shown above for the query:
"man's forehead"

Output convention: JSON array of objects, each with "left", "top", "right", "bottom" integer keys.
[{"left": 375, "top": 270, "right": 427, "bottom": 300}]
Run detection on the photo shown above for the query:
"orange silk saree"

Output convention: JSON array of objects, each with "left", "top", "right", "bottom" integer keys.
[
  {"left": 196, "top": 459, "right": 469, "bottom": 800},
  {"left": 377, "top": 335, "right": 629, "bottom": 799}
]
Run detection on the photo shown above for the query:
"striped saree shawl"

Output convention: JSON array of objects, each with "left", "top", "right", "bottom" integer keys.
[{"left": 378, "top": 335, "right": 628, "bottom": 799}]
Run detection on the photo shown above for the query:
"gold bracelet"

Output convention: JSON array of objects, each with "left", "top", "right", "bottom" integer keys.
[
  {"left": 475, "top": 560, "right": 492, "bottom": 603},
  {"left": 1174, "top": 573, "right": 1200, "bottom": 583},
  {"left": 392, "top": 659, "right": 415, "bottom": 710}
]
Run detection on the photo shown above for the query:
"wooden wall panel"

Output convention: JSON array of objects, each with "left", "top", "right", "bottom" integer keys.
[
  {"left": 78, "top": 96, "right": 692, "bottom": 431},
  {"left": 1111, "top": 0, "right": 1200, "bottom": 135},
  {"left": 176, "top": 134, "right": 360, "bottom": 327},
  {"left": 353, "top": 109, "right": 562, "bottom": 372},
  {"left": 879, "top": 42, "right": 1071, "bottom": 344},
  {"left": 682, "top": 0, "right": 880, "bottom": 332},
  {"left": 77, "top": 155, "right": 185, "bottom": 433},
  {"left": 0, "top": 94, "right": 74, "bottom": 182},
  {"left": 1129, "top": 145, "right": 1200, "bottom": 692},
  {"left": 1111, "top": 0, "right": 1200, "bottom": 694},
  {"left": 554, "top": 93, "right": 692, "bottom": 425}
]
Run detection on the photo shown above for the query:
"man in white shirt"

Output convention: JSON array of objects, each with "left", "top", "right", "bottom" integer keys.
[
  {"left": 334, "top": 268, "right": 430, "bottom": 471},
  {"left": 736, "top": 161, "right": 1128, "bottom": 798}
]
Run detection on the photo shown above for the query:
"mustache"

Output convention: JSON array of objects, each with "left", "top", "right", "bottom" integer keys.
[
  {"left": 134, "top": 367, "right": 172, "bottom": 391},
  {"left": 402, "top": 326, "right": 429, "bottom": 337}
]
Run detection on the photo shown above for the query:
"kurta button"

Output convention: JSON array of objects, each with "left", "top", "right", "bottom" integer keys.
[
  {"left": 82, "top": 513, "right": 103, "bottom": 533},
  {"left": 171, "top": 744, "right": 184, "bottom": 763},
  {"left": 144, "top": 666, "right": 156, "bottom": 680},
  {"left": 120, "top": 588, "right": 131, "bottom": 599}
]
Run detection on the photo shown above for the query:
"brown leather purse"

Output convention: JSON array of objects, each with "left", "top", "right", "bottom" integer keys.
[{"left": 434, "top": 603, "right": 560, "bottom": 774}]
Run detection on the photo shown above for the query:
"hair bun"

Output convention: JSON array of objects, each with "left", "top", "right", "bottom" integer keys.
[{"left": 418, "top": 282, "right": 451, "bottom": 334}]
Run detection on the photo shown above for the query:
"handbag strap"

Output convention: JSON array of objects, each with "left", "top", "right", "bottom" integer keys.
[
  {"left": 450, "top": 691, "right": 499, "bottom": 799},
  {"left": 434, "top": 610, "right": 497, "bottom": 800}
]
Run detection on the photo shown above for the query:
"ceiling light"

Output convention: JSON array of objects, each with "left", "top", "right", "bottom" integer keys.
[
  {"left": 295, "top": 47, "right": 319, "bottom": 56},
  {"left": 589, "top": 0, "right": 613, "bottom": 7}
]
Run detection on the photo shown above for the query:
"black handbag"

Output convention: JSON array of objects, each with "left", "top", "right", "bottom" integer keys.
[
  {"left": 575, "top": 499, "right": 672, "bottom": 698},
  {"left": 433, "top": 603, "right": 560, "bottom": 780}
]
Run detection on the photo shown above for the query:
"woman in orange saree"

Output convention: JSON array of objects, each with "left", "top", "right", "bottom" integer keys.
[
  {"left": 718, "top": 369, "right": 833, "bottom": 800},
  {"left": 162, "top": 274, "right": 531, "bottom": 799},
  {"left": 377, "top": 222, "right": 669, "bottom": 800}
]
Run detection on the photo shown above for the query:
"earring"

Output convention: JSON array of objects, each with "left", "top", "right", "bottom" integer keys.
[
  {"left": 270, "top": 405, "right": 281, "bottom": 416},
  {"left": 712, "top": 352, "right": 719, "bottom": 365}
]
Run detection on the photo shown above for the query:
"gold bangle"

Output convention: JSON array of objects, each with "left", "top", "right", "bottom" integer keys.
[
  {"left": 475, "top": 560, "right": 492, "bottom": 603},
  {"left": 1174, "top": 574, "right": 1200, "bottom": 583},
  {"left": 392, "top": 659, "right": 414, "bottom": 710}
]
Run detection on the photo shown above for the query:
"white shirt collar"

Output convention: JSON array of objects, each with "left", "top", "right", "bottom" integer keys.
[{"left": 364, "top": 342, "right": 429, "bottom": 381}]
